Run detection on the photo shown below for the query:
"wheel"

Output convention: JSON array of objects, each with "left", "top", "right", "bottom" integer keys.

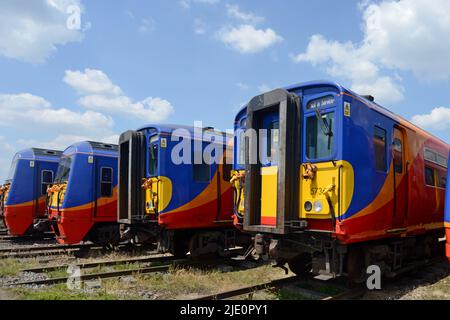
[
  {"left": 288, "top": 253, "right": 312, "bottom": 276},
  {"left": 347, "top": 247, "right": 366, "bottom": 284}
]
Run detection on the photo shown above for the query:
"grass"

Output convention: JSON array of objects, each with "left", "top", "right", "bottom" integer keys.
[
  {"left": 13, "top": 284, "right": 120, "bottom": 300},
  {"left": 100, "top": 263, "right": 291, "bottom": 300},
  {"left": 0, "top": 259, "right": 23, "bottom": 276}
]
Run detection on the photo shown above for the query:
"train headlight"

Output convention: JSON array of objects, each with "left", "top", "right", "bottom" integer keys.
[
  {"left": 304, "top": 201, "right": 313, "bottom": 212},
  {"left": 313, "top": 201, "right": 323, "bottom": 213}
]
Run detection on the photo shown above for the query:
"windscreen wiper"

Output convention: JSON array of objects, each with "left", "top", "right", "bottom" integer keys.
[{"left": 314, "top": 107, "right": 333, "bottom": 136}]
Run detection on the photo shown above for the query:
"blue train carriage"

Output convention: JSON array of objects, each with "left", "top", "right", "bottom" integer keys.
[
  {"left": 1, "top": 148, "right": 62, "bottom": 236},
  {"left": 446, "top": 152, "right": 450, "bottom": 262},
  {"left": 118, "top": 124, "right": 250, "bottom": 257},
  {"left": 45, "top": 141, "right": 119, "bottom": 245},
  {"left": 236, "top": 81, "right": 449, "bottom": 281}
]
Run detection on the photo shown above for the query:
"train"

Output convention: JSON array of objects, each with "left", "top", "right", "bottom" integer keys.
[
  {"left": 43, "top": 141, "right": 119, "bottom": 245},
  {"left": 445, "top": 152, "right": 450, "bottom": 262},
  {"left": 1, "top": 148, "right": 62, "bottom": 236},
  {"left": 118, "top": 124, "right": 250, "bottom": 257},
  {"left": 233, "top": 81, "right": 449, "bottom": 281}
]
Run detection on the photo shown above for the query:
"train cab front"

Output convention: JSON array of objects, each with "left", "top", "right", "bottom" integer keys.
[
  {"left": 46, "top": 156, "right": 71, "bottom": 243},
  {"left": 0, "top": 182, "right": 10, "bottom": 228},
  {"left": 118, "top": 129, "right": 159, "bottom": 244},
  {"left": 242, "top": 86, "right": 354, "bottom": 278},
  {"left": 230, "top": 107, "right": 247, "bottom": 229}
]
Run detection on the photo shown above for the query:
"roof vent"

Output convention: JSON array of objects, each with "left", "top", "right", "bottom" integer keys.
[{"left": 362, "top": 95, "right": 375, "bottom": 102}]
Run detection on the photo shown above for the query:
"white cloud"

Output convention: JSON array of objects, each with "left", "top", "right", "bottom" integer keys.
[
  {"left": 65, "top": 69, "right": 174, "bottom": 122},
  {"left": 79, "top": 95, "right": 174, "bottom": 123},
  {"left": 292, "top": 0, "right": 450, "bottom": 104},
  {"left": 179, "top": 0, "right": 220, "bottom": 9},
  {"left": 217, "top": 24, "right": 282, "bottom": 54},
  {"left": 0, "top": 93, "right": 114, "bottom": 136},
  {"left": 411, "top": 107, "right": 450, "bottom": 131},
  {"left": 292, "top": 34, "right": 404, "bottom": 104},
  {"left": 64, "top": 69, "right": 122, "bottom": 96},
  {"left": 0, "top": 0, "right": 87, "bottom": 64},
  {"left": 0, "top": 91, "right": 117, "bottom": 181},
  {"left": 226, "top": 4, "right": 264, "bottom": 24},
  {"left": 362, "top": 0, "right": 450, "bottom": 80}
]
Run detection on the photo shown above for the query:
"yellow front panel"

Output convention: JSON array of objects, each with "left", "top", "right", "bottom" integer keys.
[
  {"left": 49, "top": 184, "right": 67, "bottom": 208},
  {"left": 145, "top": 176, "right": 172, "bottom": 214},
  {"left": 300, "top": 161, "right": 354, "bottom": 220},
  {"left": 230, "top": 170, "right": 245, "bottom": 216},
  {"left": 260, "top": 166, "right": 278, "bottom": 225}
]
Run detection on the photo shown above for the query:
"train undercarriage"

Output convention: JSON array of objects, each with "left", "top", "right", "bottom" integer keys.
[
  {"left": 120, "top": 224, "right": 251, "bottom": 258},
  {"left": 254, "top": 230, "right": 445, "bottom": 283}
]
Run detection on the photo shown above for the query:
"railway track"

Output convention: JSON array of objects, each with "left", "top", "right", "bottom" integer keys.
[
  {"left": 8, "top": 257, "right": 206, "bottom": 287},
  {"left": 0, "top": 243, "right": 99, "bottom": 259},
  {"left": 0, "top": 233, "right": 55, "bottom": 242},
  {"left": 194, "top": 276, "right": 366, "bottom": 300},
  {"left": 21, "top": 254, "right": 173, "bottom": 273}
]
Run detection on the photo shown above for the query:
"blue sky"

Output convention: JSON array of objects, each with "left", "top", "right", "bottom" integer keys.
[{"left": 0, "top": 0, "right": 449, "bottom": 180}]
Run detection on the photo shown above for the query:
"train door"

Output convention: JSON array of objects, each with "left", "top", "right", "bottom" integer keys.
[
  {"left": 244, "top": 89, "right": 301, "bottom": 234},
  {"left": 33, "top": 162, "right": 54, "bottom": 220},
  {"left": 392, "top": 126, "right": 408, "bottom": 230},
  {"left": 144, "top": 135, "right": 162, "bottom": 216},
  {"left": 94, "top": 157, "right": 115, "bottom": 219},
  {"left": 259, "top": 113, "right": 279, "bottom": 226}
]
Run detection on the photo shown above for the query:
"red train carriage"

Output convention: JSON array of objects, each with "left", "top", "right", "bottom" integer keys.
[
  {"left": 235, "top": 81, "right": 449, "bottom": 281},
  {"left": 118, "top": 124, "right": 250, "bottom": 257}
]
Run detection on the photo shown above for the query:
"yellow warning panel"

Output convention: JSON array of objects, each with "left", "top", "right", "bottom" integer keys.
[{"left": 260, "top": 166, "right": 278, "bottom": 226}]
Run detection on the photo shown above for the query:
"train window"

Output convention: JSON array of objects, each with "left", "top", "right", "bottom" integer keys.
[
  {"left": 6, "top": 158, "right": 18, "bottom": 182},
  {"left": 100, "top": 167, "right": 113, "bottom": 198},
  {"left": 374, "top": 127, "right": 387, "bottom": 172},
  {"left": 437, "top": 154, "right": 448, "bottom": 168},
  {"left": 41, "top": 171, "right": 53, "bottom": 195},
  {"left": 393, "top": 138, "right": 403, "bottom": 173},
  {"left": 266, "top": 121, "right": 279, "bottom": 164},
  {"left": 438, "top": 170, "right": 447, "bottom": 188},
  {"left": 193, "top": 152, "right": 211, "bottom": 182},
  {"left": 424, "top": 167, "right": 435, "bottom": 187},
  {"left": 148, "top": 141, "right": 158, "bottom": 176},
  {"left": 306, "top": 112, "right": 334, "bottom": 159},
  {"left": 55, "top": 157, "right": 72, "bottom": 183}
]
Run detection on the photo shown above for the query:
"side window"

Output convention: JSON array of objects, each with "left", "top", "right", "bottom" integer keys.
[
  {"left": 438, "top": 170, "right": 447, "bottom": 188},
  {"left": 393, "top": 138, "right": 403, "bottom": 173},
  {"left": 41, "top": 170, "right": 53, "bottom": 195},
  {"left": 148, "top": 141, "right": 158, "bottom": 176},
  {"left": 193, "top": 151, "right": 211, "bottom": 182},
  {"left": 424, "top": 167, "right": 435, "bottom": 187},
  {"left": 374, "top": 127, "right": 387, "bottom": 172},
  {"left": 100, "top": 167, "right": 113, "bottom": 197}
]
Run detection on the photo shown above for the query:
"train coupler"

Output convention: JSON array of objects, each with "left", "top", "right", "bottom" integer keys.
[{"left": 33, "top": 219, "right": 50, "bottom": 232}]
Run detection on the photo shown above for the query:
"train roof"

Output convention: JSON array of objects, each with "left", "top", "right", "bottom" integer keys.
[
  {"left": 13, "top": 148, "right": 62, "bottom": 162},
  {"left": 62, "top": 141, "right": 118, "bottom": 157},
  {"left": 137, "top": 123, "right": 232, "bottom": 138},
  {"left": 234, "top": 80, "right": 449, "bottom": 146}
]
